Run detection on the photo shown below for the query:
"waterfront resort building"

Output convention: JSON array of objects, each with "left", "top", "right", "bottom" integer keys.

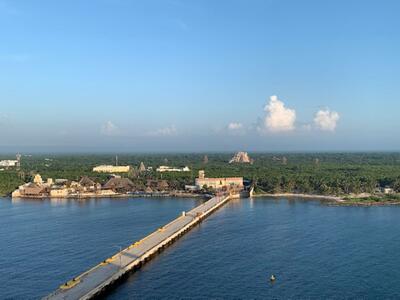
[
  {"left": 156, "top": 166, "right": 190, "bottom": 172},
  {"left": 195, "top": 170, "right": 243, "bottom": 190},
  {"left": 19, "top": 183, "right": 44, "bottom": 197},
  {"left": 146, "top": 179, "right": 169, "bottom": 192},
  {"left": 12, "top": 173, "right": 115, "bottom": 198},
  {"left": 93, "top": 165, "right": 130, "bottom": 173},
  {"left": 12, "top": 173, "right": 50, "bottom": 198},
  {"left": 79, "top": 176, "right": 101, "bottom": 191},
  {"left": 49, "top": 188, "right": 69, "bottom": 198},
  {"left": 103, "top": 177, "right": 135, "bottom": 193}
]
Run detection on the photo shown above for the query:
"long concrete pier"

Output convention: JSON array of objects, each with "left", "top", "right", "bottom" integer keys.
[{"left": 45, "top": 195, "right": 231, "bottom": 300}]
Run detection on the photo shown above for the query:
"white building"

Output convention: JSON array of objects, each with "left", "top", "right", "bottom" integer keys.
[
  {"left": 50, "top": 188, "right": 69, "bottom": 197},
  {"left": 0, "top": 160, "right": 18, "bottom": 167},
  {"left": 93, "top": 165, "right": 130, "bottom": 173},
  {"left": 156, "top": 166, "right": 190, "bottom": 172},
  {"left": 383, "top": 187, "right": 394, "bottom": 194}
]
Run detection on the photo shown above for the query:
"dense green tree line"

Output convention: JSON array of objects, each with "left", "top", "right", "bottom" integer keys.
[
  {"left": 2, "top": 152, "right": 400, "bottom": 196},
  {"left": 0, "top": 171, "right": 24, "bottom": 196}
]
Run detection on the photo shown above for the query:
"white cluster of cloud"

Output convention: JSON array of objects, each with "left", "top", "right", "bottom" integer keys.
[
  {"left": 257, "top": 95, "right": 340, "bottom": 133},
  {"left": 100, "top": 122, "right": 179, "bottom": 138},
  {"left": 100, "top": 121, "right": 120, "bottom": 136},
  {"left": 227, "top": 122, "right": 243, "bottom": 130},
  {"left": 100, "top": 96, "right": 339, "bottom": 140},
  {"left": 264, "top": 95, "right": 296, "bottom": 132},
  {"left": 313, "top": 109, "right": 340, "bottom": 131},
  {"left": 147, "top": 125, "right": 177, "bottom": 137}
]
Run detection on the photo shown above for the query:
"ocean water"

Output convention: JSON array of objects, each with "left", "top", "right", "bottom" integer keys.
[
  {"left": 2, "top": 197, "right": 400, "bottom": 299},
  {"left": 108, "top": 198, "right": 400, "bottom": 299},
  {"left": 0, "top": 197, "right": 203, "bottom": 299}
]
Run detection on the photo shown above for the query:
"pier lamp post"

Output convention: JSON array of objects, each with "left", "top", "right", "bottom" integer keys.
[{"left": 112, "top": 245, "right": 122, "bottom": 269}]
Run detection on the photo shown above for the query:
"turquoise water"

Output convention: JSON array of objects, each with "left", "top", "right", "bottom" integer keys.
[
  {"left": 2, "top": 197, "right": 400, "bottom": 299},
  {"left": 0, "top": 197, "right": 203, "bottom": 299}
]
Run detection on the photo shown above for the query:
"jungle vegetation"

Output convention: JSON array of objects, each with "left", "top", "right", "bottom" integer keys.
[{"left": 1, "top": 152, "right": 400, "bottom": 197}]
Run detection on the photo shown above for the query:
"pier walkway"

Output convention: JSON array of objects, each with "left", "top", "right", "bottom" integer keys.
[{"left": 45, "top": 195, "right": 231, "bottom": 300}]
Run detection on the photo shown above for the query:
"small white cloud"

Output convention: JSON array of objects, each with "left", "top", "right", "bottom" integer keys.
[
  {"left": 226, "top": 122, "right": 245, "bottom": 136},
  {"left": 314, "top": 109, "right": 340, "bottom": 131},
  {"left": 147, "top": 125, "right": 177, "bottom": 137},
  {"left": 100, "top": 121, "right": 120, "bottom": 136},
  {"left": 227, "top": 122, "right": 243, "bottom": 130},
  {"left": 264, "top": 95, "right": 296, "bottom": 132}
]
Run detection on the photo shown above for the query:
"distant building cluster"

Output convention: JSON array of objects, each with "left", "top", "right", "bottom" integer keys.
[
  {"left": 10, "top": 155, "right": 248, "bottom": 199},
  {"left": 156, "top": 166, "right": 190, "bottom": 172},
  {"left": 93, "top": 165, "right": 131, "bottom": 173},
  {"left": 12, "top": 174, "right": 125, "bottom": 198},
  {"left": 93, "top": 162, "right": 190, "bottom": 174},
  {"left": 12, "top": 173, "right": 177, "bottom": 199},
  {"left": 229, "top": 152, "right": 252, "bottom": 164}
]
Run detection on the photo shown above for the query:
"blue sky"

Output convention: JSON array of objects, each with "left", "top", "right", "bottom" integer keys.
[{"left": 1, "top": 0, "right": 400, "bottom": 152}]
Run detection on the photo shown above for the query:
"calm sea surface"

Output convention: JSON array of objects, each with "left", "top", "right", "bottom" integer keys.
[
  {"left": 2, "top": 197, "right": 400, "bottom": 299},
  {"left": 0, "top": 197, "right": 203, "bottom": 299}
]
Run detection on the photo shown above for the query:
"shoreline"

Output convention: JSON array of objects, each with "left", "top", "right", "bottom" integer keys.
[
  {"left": 252, "top": 193, "right": 344, "bottom": 202},
  {"left": 252, "top": 192, "right": 400, "bottom": 206},
  {"left": 7, "top": 192, "right": 211, "bottom": 201},
  {"left": 6, "top": 191, "right": 400, "bottom": 206}
]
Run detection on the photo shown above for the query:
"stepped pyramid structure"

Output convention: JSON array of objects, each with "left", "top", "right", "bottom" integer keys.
[
  {"left": 139, "top": 162, "right": 146, "bottom": 172},
  {"left": 229, "top": 152, "right": 252, "bottom": 164}
]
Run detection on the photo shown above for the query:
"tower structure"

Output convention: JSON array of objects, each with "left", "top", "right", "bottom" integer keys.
[
  {"left": 16, "top": 153, "right": 21, "bottom": 169},
  {"left": 198, "top": 170, "right": 205, "bottom": 179}
]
